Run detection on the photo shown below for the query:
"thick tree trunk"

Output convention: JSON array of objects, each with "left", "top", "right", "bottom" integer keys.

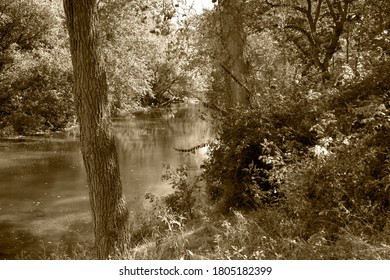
[
  {"left": 63, "top": 0, "right": 130, "bottom": 259},
  {"left": 219, "top": 0, "right": 249, "bottom": 108}
]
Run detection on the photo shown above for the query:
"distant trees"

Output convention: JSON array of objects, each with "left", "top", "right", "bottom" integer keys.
[
  {"left": 0, "top": 0, "right": 52, "bottom": 52},
  {"left": 188, "top": 0, "right": 250, "bottom": 109},
  {"left": 1, "top": 0, "right": 204, "bottom": 136},
  {"left": 143, "top": 0, "right": 201, "bottom": 106},
  {"left": 97, "top": 0, "right": 198, "bottom": 111},
  {"left": 0, "top": 0, "right": 74, "bottom": 135},
  {"left": 63, "top": 0, "right": 130, "bottom": 259}
]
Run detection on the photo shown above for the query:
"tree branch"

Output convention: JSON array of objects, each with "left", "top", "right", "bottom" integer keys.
[
  {"left": 314, "top": 0, "right": 323, "bottom": 26},
  {"left": 325, "top": 0, "right": 338, "bottom": 21},
  {"left": 307, "top": 0, "right": 312, "bottom": 15},
  {"left": 174, "top": 142, "right": 208, "bottom": 154},
  {"left": 265, "top": 0, "right": 308, "bottom": 15},
  {"left": 289, "top": 37, "right": 311, "bottom": 59},
  {"left": 200, "top": 99, "right": 229, "bottom": 116},
  {"left": 284, "top": 25, "right": 315, "bottom": 46},
  {"left": 219, "top": 63, "right": 254, "bottom": 97}
]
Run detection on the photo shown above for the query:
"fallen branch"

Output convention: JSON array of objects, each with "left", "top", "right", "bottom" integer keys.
[
  {"left": 160, "top": 99, "right": 175, "bottom": 107},
  {"left": 174, "top": 143, "right": 208, "bottom": 154}
]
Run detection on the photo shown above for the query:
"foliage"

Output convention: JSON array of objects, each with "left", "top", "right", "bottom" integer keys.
[
  {"left": 203, "top": 93, "right": 319, "bottom": 211},
  {"left": 0, "top": 0, "right": 74, "bottom": 136},
  {"left": 208, "top": 208, "right": 390, "bottom": 260},
  {"left": 0, "top": 0, "right": 54, "bottom": 52},
  {"left": 3, "top": 0, "right": 390, "bottom": 260},
  {"left": 199, "top": 0, "right": 390, "bottom": 251},
  {"left": 98, "top": 0, "right": 199, "bottom": 113},
  {"left": 98, "top": 0, "right": 155, "bottom": 114},
  {"left": 160, "top": 164, "right": 197, "bottom": 219},
  {"left": 130, "top": 195, "right": 186, "bottom": 247},
  {"left": 137, "top": 162, "right": 207, "bottom": 246},
  {"left": 271, "top": 61, "right": 390, "bottom": 243},
  {"left": 144, "top": 60, "right": 188, "bottom": 106}
]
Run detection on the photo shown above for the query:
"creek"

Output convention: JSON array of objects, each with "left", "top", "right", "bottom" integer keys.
[{"left": 0, "top": 103, "right": 209, "bottom": 259}]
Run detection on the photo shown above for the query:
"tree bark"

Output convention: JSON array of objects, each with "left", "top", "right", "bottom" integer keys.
[
  {"left": 219, "top": 0, "right": 249, "bottom": 108},
  {"left": 63, "top": 0, "right": 130, "bottom": 259}
]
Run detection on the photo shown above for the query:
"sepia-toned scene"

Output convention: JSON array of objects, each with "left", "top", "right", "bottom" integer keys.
[{"left": 0, "top": 0, "right": 389, "bottom": 260}]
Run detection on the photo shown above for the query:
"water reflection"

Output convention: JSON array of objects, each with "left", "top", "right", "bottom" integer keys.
[
  {"left": 116, "top": 104, "right": 209, "bottom": 198},
  {"left": 0, "top": 103, "right": 209, "bottom": 259}
]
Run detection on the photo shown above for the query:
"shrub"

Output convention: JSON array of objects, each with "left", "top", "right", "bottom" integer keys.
[
  {"left": 284, "top": 136, "right": 389, "bottom": 239},
  {"left": 204, "top": 111, "right": 272, "bottom": 211},
  {"left": 161, "top": 164, "right": 197, "bottom": 219},
  {"left": 203, "top": 79, "right": 328, "bottom": 212},
  {"left": 280, "top": 62, "right": 390, "bottom": 240}
]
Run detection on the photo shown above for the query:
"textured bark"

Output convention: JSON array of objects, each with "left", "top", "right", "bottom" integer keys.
[
  {"left": 63, "top": 0, "right": 130, "bottom": 259},
  {"left": 219, "top": 0, "right": 249, "bottom": 108}
]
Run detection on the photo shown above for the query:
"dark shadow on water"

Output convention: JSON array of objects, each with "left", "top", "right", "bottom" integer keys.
[
  {"left": 0, "top": 219, "right": 93, "bottom": 260},
  {"left": 0, "top": 220, "right": 42, "bottom": 260}
]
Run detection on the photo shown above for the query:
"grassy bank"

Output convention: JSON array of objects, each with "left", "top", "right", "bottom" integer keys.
[{"left": 26, "top": 203, "right": 390, "bottom": 260}]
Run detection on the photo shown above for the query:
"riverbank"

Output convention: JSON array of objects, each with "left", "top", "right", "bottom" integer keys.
[
  {"left": 19, "top": 202, "right": 390, "bottom": 260},
  {"left": 13, "top": 163, "right": 390, "bottom": 260},
  {"left": 0, "top": 100, "right": 201, "bottom": 139}
]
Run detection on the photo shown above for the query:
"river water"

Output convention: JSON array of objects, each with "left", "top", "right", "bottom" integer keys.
[{"left": 0, "top": 103, "right": 209, "bottom": 259}]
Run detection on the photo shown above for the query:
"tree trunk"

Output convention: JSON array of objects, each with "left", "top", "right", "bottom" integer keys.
[
  {"left": 219, "top": 0, "right": 249, "bottom": 108},
  {"left": 63, "top": 0, "right": 130, "bottom": 259}
]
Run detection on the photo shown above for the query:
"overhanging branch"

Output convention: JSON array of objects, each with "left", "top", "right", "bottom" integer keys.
[{"left": 219, "top": 63, "right": 254, "bottom": 97}]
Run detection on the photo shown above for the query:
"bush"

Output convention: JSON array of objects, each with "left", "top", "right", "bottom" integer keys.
[
  {"left": 283, "top": 136, "right": 389, "bottom": 238},
  {"left": 203, "top": 99, "right": 318, "bottom": 212},
  {"left": 161, "top": 164, "right": 197, "bottom": 219},
  {"left": 279, "top": 63, "right": 390, "bottom": 240}
]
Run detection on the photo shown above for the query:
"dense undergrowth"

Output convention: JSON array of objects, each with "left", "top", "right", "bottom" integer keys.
[
  {"left": 21, "top": 59, "right": 390, "bottom": 260},
  {"left": 137, "top": 59, "right": 388, "bottom": 260}
]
